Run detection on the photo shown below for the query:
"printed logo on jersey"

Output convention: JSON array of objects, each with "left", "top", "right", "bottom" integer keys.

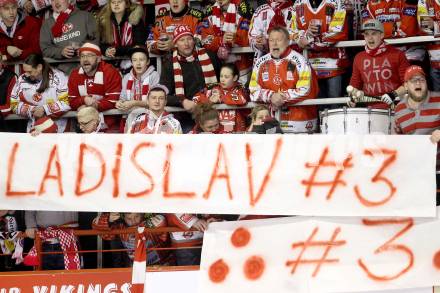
[
  {"left": 402, "top": 7, "right": 416, "bottom": 16},
  {"left": 62, "top": 23, "right": 73, "bottom": 34},
  {"left": 48, "top": 102, "right": 60, "bottom": 113},
  {"left": 180, "top": 214, "right": 194, "bottom": 223},
  {"left": 240, "top": 20, "right": 249, "bottom": 30}
]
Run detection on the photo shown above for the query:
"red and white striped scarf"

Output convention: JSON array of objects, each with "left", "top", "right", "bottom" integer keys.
[
  {"left": 51, "top": 5, "right": 75, "bottom": 38},
  {"left": 112, "top": 21, "right": 133, "bottom": 47},
  {"left": 125, "top": 72, "right": 150, "bottom": 101},
  {"left": 173, "top": 47, "right": 217, "bottom": 99},
  {"left": 131, "top": 226, "right": 148, "bottom": 293},
  {"left": 24, "top": 227, "right": 80, "bottom": 270},
  {"left": 211, "top": 2, "right": 237, "bottom": 36}
]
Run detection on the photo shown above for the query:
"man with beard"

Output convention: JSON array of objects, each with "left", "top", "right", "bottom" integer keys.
[
  {"left": 394, "top": 65, "right": 440, "bottom": 204},
  {"left": 249, "top": 26, "right": 318, "bottom": 133},
  {"left": 0, "top": 0, "right": 41, "bottom": 61},
  {"left": 149, "top": 0, "right": 203, "bottom": 54},
  {"left": 68, "top": 43, "right": 121, "bottom": 131},
  {"left": 348, "top": 19, "right": 410, "bottom": 109},
  {"left": 40, "top": 0, "right": 98, "bottom": 74}
]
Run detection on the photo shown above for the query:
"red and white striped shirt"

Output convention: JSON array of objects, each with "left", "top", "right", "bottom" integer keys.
[{"left": 394, "top": 92, "right": 440, "bottom": 169}]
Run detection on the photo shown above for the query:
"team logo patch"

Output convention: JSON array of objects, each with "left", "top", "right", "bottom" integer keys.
[
  {"left": 48, "top": 103, "right": 60, "bottom": 113},
  {"left": 262, "top": 71, "right": 269, "bottom": 81},
  {"left": 402, "top": 7, "right": 416, "bottom": 16},
  {"left": 166, "top": 25, "right": 175, "bottom": 33},
  {"left": 62, "top": 23, "right": 73, "bottom": 34},
  {"left": 180, "top": 214, "right": 194, "bottom": 223},
  {"left": 32, "top": 93, "right": 42, "bottom": 102},
  {"left": 273, "top": 74, "right": 282, "bottom": 85}
]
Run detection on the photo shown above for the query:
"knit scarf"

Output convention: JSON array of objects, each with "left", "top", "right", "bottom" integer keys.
[
  {"left": 268, "top": 0, "right": 292, "bottom": 31},
  {"left": 211, "top": 2, "right": 237, "bottom": 36},
  {"left": 172, "top": 48, "right": 217, "bottom": 99},
  {"left": 0, "top": 17, "right": 18, "bottom": 38},
  {"left": 51, "top": 5, "right": 75, "bottom": 38},
  {"left": 23, "top": 227, "right": 80, "bottom": 270},
  {"left": 365, "top": 41, "right": 388, "bottom": 57},
  {"left": 125, "top": 72, "right": 150, "bottom": 101},
  {"left": 112, "top": 21, "right": 133, "bottom": 47}
]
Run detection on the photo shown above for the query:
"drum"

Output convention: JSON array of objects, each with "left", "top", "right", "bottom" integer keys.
[{"left": 320, "top": 108, "right": 395, "bottom": 134}]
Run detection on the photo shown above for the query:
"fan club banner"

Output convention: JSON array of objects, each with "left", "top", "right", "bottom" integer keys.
[
  {"left": 199, "top": 212, "right": 440, "bottom": 293},
  {"left": 0, "top": 133, "right": 436, "bottom": 216}
]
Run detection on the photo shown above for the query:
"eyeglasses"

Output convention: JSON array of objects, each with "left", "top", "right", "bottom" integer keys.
[{"left": 408, "top": 77, "right": 426, "bottom": 84}]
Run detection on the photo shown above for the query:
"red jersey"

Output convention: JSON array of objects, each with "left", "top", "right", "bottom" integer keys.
[
  {"left": 149, "top": 7, "right": 203, "bottom": 54},
  {"left": 362, "top": 0, "right": 423, "bottom": 38},
  {"left": 249, "top": 48, "right": 319, "bottom": 133},
  {"left": 194, "top": 83, "right": 250, "bottom": 133},
  {"left": 292, "top": 0, "right": 350, "bottom": 78}
]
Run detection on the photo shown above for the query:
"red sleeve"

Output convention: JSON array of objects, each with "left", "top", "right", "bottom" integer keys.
[
  {"left": 193, "top": 89, "right": 209, "bottom": 103},
  {"left": 20, "top": 17, "right": 42, "bottom": 59},
  {"left": 349, "top": 55, "right": 363, "bottom": 90},
  {"left": 68, "top": 72, "right": 85, "bottom": 110},
  {"left": 0, "top": 76, "right": 16, "bottom": 116},
  {"left": 98, "top": 65, "right": 121, "bottom": 111},
  {"left": 398, "top": 51, "right": 411, "bottom": 84},
  {"left": 234, "top": 18, "right": 250, "bottom": 47}
]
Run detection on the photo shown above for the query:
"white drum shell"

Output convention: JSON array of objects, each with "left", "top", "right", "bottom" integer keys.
[{"left": 320, "top": 108, "right": 395, "bottom": 134}]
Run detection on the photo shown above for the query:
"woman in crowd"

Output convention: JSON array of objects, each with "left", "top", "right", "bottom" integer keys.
[
  {"left": 190, "top": 103, "right": 223, "bottom": 133},
  {"left": 194, "top": 63, "right": 249, "bottom": 133},
  {"left": 10, "top": 54, "right": 70, "bottom": 133},
  {"left": 97, "top": 0, "right": 147, "bottom": 74}
]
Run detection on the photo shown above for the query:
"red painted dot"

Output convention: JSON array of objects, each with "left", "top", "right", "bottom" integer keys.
[
  {"left": 244, "top": 255, "right": 265, "bottom": 280},
  {"left": 231, "top": 227, "right": 251, "bottom": 248},
  {"left": 209, "top": 259, "right": 229, "bottom": 283},
  {"left": 433, "top": 250, "right": 440, "bottom": 269}
]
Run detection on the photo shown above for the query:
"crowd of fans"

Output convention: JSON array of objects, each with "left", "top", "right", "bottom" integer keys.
[{"left": 0, "top": 0, "right": 439, "bottom": 272}]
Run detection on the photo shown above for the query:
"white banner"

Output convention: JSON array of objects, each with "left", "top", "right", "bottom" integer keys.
[
  {"left": 199, "top": 211, "right": 440, "bottom": 293},
  {"left": 0, "top": 133, "right": 436, "bottom": 216}
]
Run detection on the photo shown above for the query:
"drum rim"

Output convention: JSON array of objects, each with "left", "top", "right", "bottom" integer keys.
[{"left": 321, "top": 108, "right": 393, "bottom": 117}]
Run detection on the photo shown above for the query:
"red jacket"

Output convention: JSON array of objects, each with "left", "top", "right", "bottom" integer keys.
[
  {"left": 68, "top": 61, "right": 121, "bottom": 111},
  {"left": 0, "top": 12, "right": 41, "bottom": 61}
]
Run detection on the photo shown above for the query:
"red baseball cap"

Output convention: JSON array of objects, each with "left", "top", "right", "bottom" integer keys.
[{"left": 404, "top": 65, "right": 425, "bottom": 82}]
